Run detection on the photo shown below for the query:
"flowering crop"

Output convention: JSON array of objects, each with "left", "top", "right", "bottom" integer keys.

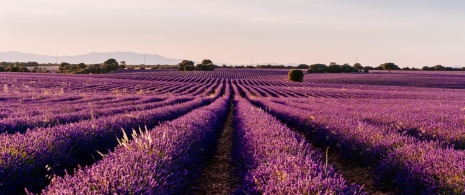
[{"left": 233, "top": 98, "right": 365, "bottom": 194}]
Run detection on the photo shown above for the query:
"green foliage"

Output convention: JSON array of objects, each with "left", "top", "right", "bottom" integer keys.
[
  {"left": 56, "top": 59, "right": 123, "bottom": 74},
  {"left": 0, "top": 66, "right": 4, "bottom": 72},
  {"left": 353, "top": 63, "right": 363, "bottom": 69},
  {"left": 195, "top": 64, "right": 215, "bottom": 71},
  {"left": 184, "top": 65, "right": 195, "bottom": 71},
  {"left": 103, "top": 59, "right": 119, "bottom": 71},
  {"left": 19, "top": 67, "right": 29, "bottom": 72},
  {"left": 195, "top": 59, "right": 215, "bottom": 71},
  {"left": 308, "top": 64, "right": 327, "bottom": 73},
  {"left": 308, "top": 63, "right": 360, "bottom": 73},
  {"left": 5, "top": 66, "right": 20, "bottom": 72},
  {"left": 201, "top": 59, "right": 213, "bottom": 65},
  {"left": 380, "top": 62, "right": 400, "bottom": 71},
  {"left": 288, "top": 69, "right": 304, "bottom": 82},
  {"left": 297, "top": 64, "right": 309, "bottom": 69},
  {"left": 326, "top": 64, "right": 342, "bottom": 73},
  {"left": 178, "top": 60, "right": 195, "bottom": 71}
]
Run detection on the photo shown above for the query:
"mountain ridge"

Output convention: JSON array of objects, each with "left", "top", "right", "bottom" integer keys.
[{"left": 0, "top": 51, "right": 183, "bottom": 65}]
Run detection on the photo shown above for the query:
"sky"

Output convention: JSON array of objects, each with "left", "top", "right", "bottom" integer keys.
[{"left": 1, "top": 0, "right": 464, "bottom": 67}]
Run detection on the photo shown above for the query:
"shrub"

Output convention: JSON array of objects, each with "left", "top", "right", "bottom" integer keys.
[
  {"left": 184, "top": 65, "right": 195, "bottom": 71},
  {"left": 19, "top": 67, "right": 29, "bottom": 72},
  {"left": 195, "top": 64, "right": 215, "bottom": 71},
  {"left": 308, "top": 64, "right": 327, "bottom": 73},
  {"left": 288, "top": 69, "right": 304, "bottom": 82},
  {"left": 178, "top": 60, "right": 194, "bottom": 71}
]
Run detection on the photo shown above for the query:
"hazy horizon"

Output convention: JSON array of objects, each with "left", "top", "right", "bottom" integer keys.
[{"left": 1, "top": 0, "right": 464, "bottom": 68}]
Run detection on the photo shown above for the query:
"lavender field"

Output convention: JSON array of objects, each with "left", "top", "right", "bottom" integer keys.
[{"left": 1, "top": 70, "right": 465, "bottom": 194}]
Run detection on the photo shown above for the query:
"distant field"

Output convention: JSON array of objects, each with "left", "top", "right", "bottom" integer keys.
[{"left": 1, "top": 70, "right": 464, "bottom": 194}]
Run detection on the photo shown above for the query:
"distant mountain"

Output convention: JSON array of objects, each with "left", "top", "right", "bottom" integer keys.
[{"left": 0, "top": 51, "right": 183, "bottom": 65}]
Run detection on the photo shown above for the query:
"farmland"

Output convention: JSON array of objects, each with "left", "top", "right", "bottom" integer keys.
[{"left": 1, "top": 69, "right": 465, "bottom": 194}]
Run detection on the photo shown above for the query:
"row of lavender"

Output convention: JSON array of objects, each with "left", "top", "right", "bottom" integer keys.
[
  {"left": 0, "top": 97, "right": 214, "bottom": 193},
  {"left": 281, "top": 98, "right": 465, "bottom": 149},
  {"left": 35, "top": 83, "right": 366, "bottom": 194},
  {"left": 0, "top": 73, "right": 222, "bottom": 96},
  {"left": 246, "top": 95, "right": 465, "bottom": 194},
  {"left": 232, "top": 96, "right": 364, "bottom": 194},
  {"left": 39, "top": 84, "right": 233, "bottom": 194},
  {"left": 0, "top": 81, "right": 227, "bottom": 193},
  {"left": 0, "top": 95, "right": 190, "bottom": 134}
]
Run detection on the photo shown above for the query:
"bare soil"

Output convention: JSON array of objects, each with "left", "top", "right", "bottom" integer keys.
[{"left": 190, "top": 103, "right": 236, "bottom": 195}]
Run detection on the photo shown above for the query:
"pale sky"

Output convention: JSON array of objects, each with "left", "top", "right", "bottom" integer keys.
[{"left": 1, "top": 0, "right": 464, "bottom": 67}]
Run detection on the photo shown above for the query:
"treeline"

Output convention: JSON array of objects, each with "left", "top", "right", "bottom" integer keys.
[
  {"left": 0, "top": 64, "right": 51, "bottom": 73},
  {"left": 0, "top": 61, "right": 40, "bottom": 67},
  {"left": 305, "top": 62, "right": 465, "bottom": 73},
  {"left": 420, "top": 65, "right": 465, "bottom": 71},
  {"left": 177, "top": 59, "right": 216, "bottom": 71},
  {"left": 307, "top": 62, "right": 369, "bottom": 73},
  {"left": 56, "top": 59, "right": 124, "bottom": 74}
]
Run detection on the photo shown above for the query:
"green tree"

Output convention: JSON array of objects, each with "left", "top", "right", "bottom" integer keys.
[
  {"left": 434, "top": 65, "right": 445, "bottom": 70},
  {"left": 178, "top": 60, "right": 194, "bottom": 71},
  {"left": 308, "top": 64, "right": 327, "bottom": 73},
  {"left": 19, "top": 67, "right": 29, "bottom": 72},
  {"left": 297, "top": 64, "right": 309, "bottom": 69},
  {"left": 380, "top": 62, "right": 400, "bottom": 72},
  {"left": 201, "top": 59, "right": 213, "bottom": 65},
  {"left": 77, "top": 63, "right": 86, "bottom": 69},
  {"left": 288, "top": 69, "right": 304, "bottom": 82},
  {"left": 327, "top": 64, "right": 342, "bottom": 73},
  {"left": 103, "top": 59, "right": 119, "bottom": 72},
  {"left": 353, "top": 63, "right": 363, "bottom": 69},
  {"left": 184, "top": 65, "right": 195, "bottom": 71}
]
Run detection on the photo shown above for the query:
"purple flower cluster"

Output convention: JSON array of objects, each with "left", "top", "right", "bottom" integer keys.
[
  {"left": 0, "top": 96, "right": 185, "bottom": 134},
  {"left": 249, "top": 98, "right": 465, "bottom": 193},
  {"left": 233, "top": 98, "right": 365, "bottom": 194},
  {"left": 0, "top": 97, "right": 212, "bottom": 194},
  {"left": 278, "top": 98, "right": 465, "bottom": 148},
  {"left": 41, "top": 96, "right": 231, "bottom": 194}
]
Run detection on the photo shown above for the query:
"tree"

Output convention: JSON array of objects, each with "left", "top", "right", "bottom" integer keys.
[
  {"left": 19, "top": 67, "right": 29, "bottom": 72},
  {"left": 5, "top": 65, "right": 19, "bottom": 72},
  {"left": 77, "top": 63, "right": 86, "bottom": 69},
  {"left": 308, "top": 64, "right": 327, "bottom": 73},
  {"left": 297, "top": 64, "right": 309, "bottom": 69},
  {"left": 178, "top": 60, "right": 194, "bottom": 71},
  {"left": 341, "top": 63, "right": 356, "bottom": 73},
  {"left": 195, "top": 59, "right": 215, "bottom": 71},
  {"left": 327, "top": 64, "right": 342, "bottom": 73},
  {"left": 363, "top": 67, "right": 370, "bottom": 73},
  {"left": 422, "top": 66, "right": 433, "bottom": 71},
  {"left": 103, "top": 58, "right": 119, "bottom": 72},
  {"left": 201, "top": 59, "right": 213, "bottom": 65},
  {"left": 288, "top": 69, "right": 304, "bottom": 82},
  {"left": 434, "top": 65, "right": 445, "bottom": 70},
  {"left": 380, "top": 62, "right": 400, "bottom": 72},
  {"left": 353, "top": 63, "right": 363, "bottom": 69},
  {"left": 195, "top": 64, "right": 215, "bottom": 71},
  {"left": 184, "top": 65, "right": 195, "bottom": 71}
]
